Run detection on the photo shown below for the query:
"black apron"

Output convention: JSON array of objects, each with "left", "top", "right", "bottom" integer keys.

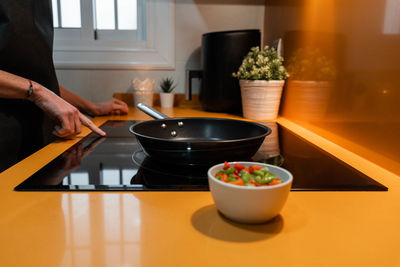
[{"left": 0, "top": 0, "right": 59, "bottom": 172}]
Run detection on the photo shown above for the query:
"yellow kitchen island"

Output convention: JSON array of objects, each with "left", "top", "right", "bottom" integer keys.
[{"left": 1, "top": 107, "right": 399, "bottom": 267}]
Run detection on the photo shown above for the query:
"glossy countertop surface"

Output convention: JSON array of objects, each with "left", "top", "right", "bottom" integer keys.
[{"left": 1, "top": 107, "right": 399, "bottom": 267}]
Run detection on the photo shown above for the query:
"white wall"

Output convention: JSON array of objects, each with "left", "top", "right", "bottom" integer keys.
[{"left": 55, "top": 0, "right": 265, "bottom": 103}]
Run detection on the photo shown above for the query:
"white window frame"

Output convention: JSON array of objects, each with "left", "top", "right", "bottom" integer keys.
[{"left": 53, "top": 0, "right": 175, "bottom": 70}]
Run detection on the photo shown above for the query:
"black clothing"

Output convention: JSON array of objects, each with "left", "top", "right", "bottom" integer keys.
[{"left": 0, "top": 0, "right": 59, "bottom": 172}]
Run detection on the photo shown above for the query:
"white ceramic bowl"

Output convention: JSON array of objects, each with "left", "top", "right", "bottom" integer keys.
[{"left": 208, "top": 161, "right": 293, "bottom": 224}]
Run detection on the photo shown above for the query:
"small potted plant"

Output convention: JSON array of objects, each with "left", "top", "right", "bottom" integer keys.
[
  {"left": 159, "top": 77, "right": 176, "bottom": 108},
  {"left": 233, "top": 46, "right": 289, "bottom": 120}
]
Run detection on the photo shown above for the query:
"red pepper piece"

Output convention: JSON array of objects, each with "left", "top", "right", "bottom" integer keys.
[
  {"left": 229, "top": 178, "right": 244, "bottom": 186},
  {"left": 248, "top": 165, "right": 254, "bottom": 174},
  {"left": 233, "top": 173, "right": 241, "bottom": 180},
  {"left": 268, "top": 179, "right": 282, "bottom": 185},
  {"left": 253, "top": 165, "right": 262, "bottom": 170},
  {"left": 223, "top": 161, "right": 231, "bottom": 170},
  {"left": 234, "top": 163, "right": 246, "bottom": 171}
]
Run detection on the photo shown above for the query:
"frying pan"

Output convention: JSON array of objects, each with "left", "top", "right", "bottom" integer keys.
[{"left": 129, "top": 103, "right": 271, "bottom": 165}]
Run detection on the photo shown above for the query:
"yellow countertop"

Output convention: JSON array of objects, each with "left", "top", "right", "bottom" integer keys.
[{"left": 1, "top": 107, "right": 399, "bottom": 267}]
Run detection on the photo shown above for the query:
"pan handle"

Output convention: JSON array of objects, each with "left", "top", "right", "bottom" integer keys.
[{"left": 137, "top": 103, "right": 169, "bottom": 119}]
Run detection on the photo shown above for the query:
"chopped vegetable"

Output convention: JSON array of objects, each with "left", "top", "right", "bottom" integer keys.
[
  {"left": 233, "top": 163, "right": 245, "bottom": 171},
  {"left": 253, "top": 165, "right": 262, "bottom": 170},
  {"left": 214, "top": 163, "right": 282, "bottom": 187},
  {"left": 229, "top": 178, "right": 244, "bottom": 186},
  {"left": 223, "top": 161, "right": 231, "bottom": 170},
  {"left": 216, "top": 172, "right": 228, "bottom": 182}
]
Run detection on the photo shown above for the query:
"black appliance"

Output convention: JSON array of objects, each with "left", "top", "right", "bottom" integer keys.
[
  {"left": 14, "top": 120, "right": 387, "bottom": 192},
  {"left": 188, "top": 29, "right": 260, "bottom": 113}
]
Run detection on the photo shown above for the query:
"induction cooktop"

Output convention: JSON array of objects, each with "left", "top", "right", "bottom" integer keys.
[{"left": 14, "top": 120, "right": 388, "bottom": 191}]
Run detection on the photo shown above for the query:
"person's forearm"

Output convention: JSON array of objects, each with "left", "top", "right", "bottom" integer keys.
[
  {"left": 0, "top": 71, "right": 105, "bottom": 137},
  {"left": 59, "top": 86, "right": 129, "bottom": 117},
  {"left": 0, "top": 70, "right": 37, "bottom": 100},
  {"left": 59, "top": 86, "right": 97, "bottom": 116}
]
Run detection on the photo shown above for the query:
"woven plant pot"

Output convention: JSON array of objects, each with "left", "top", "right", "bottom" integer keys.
[{"left": 239, "top": 80, "right": 285, "bottom": 120}]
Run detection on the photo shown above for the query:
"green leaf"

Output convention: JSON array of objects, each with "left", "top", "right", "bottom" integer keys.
[{"left": 159, "top": 77, "right": 176, "bottom": 93}]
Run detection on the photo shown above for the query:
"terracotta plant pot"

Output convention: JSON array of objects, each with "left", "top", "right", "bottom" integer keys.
[{"left": 239, "top": 80, "right": 285, "bottom": 120}]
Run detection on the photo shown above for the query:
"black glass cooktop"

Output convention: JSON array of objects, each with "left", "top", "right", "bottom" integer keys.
[{"left": 14, "top": 120, "right": 388, "bottom": 191}]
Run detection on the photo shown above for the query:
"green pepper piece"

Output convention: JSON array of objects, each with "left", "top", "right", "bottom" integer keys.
[
  {"left": 228, "top": 174, "right": 237, "bottom": 182},
  {"left": 255, "top": 175, "right": 263, "bottom": 184},
  {"left": 263, "top": 177, "right": 275, "bottom": 184},
  {"left": 253, "top": 170, "right": 264, "bottom": 177},
  {"left": 260, "top": 167, "right": 270, "bottom": 174},
  {"left": 257, "top": 176, "right": 271, "bottom": 185},
  {"left": 241, "top": 172, "right": 252, "bottom": 183},
  {"left": 265, "top": 172, "right": 276, "bottom": 179},
  {"left": 223, "top": 167, "right": 235, "bottom": 174}
]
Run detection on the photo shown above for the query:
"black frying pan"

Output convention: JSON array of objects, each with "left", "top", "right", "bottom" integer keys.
[{"left": 129, "top": 103, "right": 271, "bottom": 165}]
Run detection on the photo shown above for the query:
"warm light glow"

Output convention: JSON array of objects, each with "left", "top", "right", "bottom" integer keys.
[
  {"left": 61, "top": 194, "right": 141, "bottom": 265},
  {"left": 268, "top": 0, "right": 400, "bottom": 175},
  {"left": 302, "top": 0, "right": 335, "bottom": 32}
]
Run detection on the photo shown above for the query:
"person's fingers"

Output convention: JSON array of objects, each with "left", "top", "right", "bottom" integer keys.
[
  {"left": 116, "top": 99, "right": 129, "bottom": 113},
  {"left": 52, "top": 125, "right": 64, "bottom": 137},
  {"left": 111, "top": 109, "right": 121, "bottom": 115},
  {"left": 113, "top": 98, "right": 125, "bottom": 105},
  {"left": 74, "top": 111, "right": 82, "bottom": 135},
  {"left": 53, "top": 125, "right": 75, "bottom": 139},
  {"left": 79, "top": 113, "right": 106, "bottom": 136},
  {"left": 66, "top": 110, "right": 76, "bottom": 135},
  {"left": 61, "top": 114, "right": 73, "bottom": 135},
  {"left": 55, "top": 115, "right": 73, "bottom": 136},
  {"left": 54, "top": 108, "right": 82, "bottom": 139},
  {"left": 112, "top": 99, "right": 129, "bottom": 114}
]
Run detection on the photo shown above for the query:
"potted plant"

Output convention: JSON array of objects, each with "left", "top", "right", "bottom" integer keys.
[
  {"left": 233, "top": 46, "right": 289, "bottom": 120},
  {"left": 159, "top": 77, "right": 176, "bottom": 108},
  {"left": 284, "top": 48, "right": 336, "bottom": 120}
]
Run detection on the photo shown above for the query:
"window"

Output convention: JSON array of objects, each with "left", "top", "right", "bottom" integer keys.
[
  {"left": 52, "top": 0, "right": 175, "bottom": 69},
  {"left": 383, "top": 0, "right": 400, "bottom": 34},
  {"left": 52, "top": 0, "right": 81, "bottom": 28}
]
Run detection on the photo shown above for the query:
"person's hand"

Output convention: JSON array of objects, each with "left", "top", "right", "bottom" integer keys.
[
  {"left": 31, "top": 85, "right": 106, "bottom": 138},
  {"left": 91, "top": 98, "right": 129, "bottom": 116}
]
